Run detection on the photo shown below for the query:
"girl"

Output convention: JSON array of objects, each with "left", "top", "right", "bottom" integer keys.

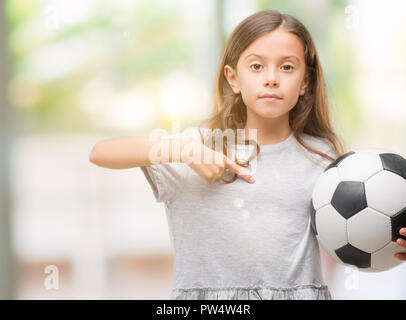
[{"left": 89, "top": 10, "right": 406, "bottom": 300}]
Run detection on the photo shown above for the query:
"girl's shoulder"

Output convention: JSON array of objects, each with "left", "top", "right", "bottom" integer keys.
[
  {"left": 299, "top": 133, "right": 337, "bottom": 164},
  {"left": 301, "top": 133, "right": 334, "bottom": 152},
  {"left": 303, "top": 131, "right": 330, "bottom": 143}
]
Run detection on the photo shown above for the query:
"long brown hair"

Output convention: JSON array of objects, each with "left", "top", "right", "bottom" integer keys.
[{"left": 196, "top": 10, "right": 346, "bottom": 175}]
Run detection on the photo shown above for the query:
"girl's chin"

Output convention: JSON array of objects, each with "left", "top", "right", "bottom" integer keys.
[{"left": 251, "top": 108, "right": 288, "bottom": 119}]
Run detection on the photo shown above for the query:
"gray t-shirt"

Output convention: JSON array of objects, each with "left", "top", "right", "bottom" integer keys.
[{"left": 140, "top": 127, "right": 336, "bottom": 300}]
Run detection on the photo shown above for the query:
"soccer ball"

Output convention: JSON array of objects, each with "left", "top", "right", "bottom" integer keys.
[{"left": 310, "top": 149, "right": 406, "bottom": 272}]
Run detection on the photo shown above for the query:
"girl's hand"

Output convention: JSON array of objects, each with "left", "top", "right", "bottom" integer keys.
[
  {"left": 394, "top": 228, "right": 406, "bottom": 260},
  {"left": 183, "top": 140, "right": 255, "bottom": 185}
]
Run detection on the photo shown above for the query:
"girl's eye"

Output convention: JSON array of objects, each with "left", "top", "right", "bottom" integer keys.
[
  {"left": 281, "top": 65, "right": 294, "bottom": 71},
  {"left": 250, "top": 64, "right": 262, "bottom": 71},
  {"left": 250, "top": 64, "right": 294, "bottom": 71}
]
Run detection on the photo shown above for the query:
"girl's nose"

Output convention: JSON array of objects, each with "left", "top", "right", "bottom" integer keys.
[{"left": 265, "top": 69, "right": 279, "bottom": 87}]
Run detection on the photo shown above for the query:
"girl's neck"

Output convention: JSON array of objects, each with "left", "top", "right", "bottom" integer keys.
[{"left": 243, "top": 113, "right": 292, "bottom": 146}]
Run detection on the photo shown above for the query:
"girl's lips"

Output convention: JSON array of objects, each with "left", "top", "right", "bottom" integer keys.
[{"left": 260, "top": 97, "right": 282, "bottom": 101}]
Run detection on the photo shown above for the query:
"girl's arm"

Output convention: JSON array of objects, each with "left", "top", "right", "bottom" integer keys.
[
  {"left": 89, "top": 135, "right": 253, "bottom": 184},
  {"left": 89, "top": 136, "right": 192, "bottom": 169}
]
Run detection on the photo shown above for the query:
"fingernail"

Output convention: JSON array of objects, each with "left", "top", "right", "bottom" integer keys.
[
  {"left": 397, "top": 239, "right": 404, "bottom": 245},
  {"left": 400, "top": 228, "right": 406, "bottom": 236},
  {"left": 250, "top": 177, "right": 255, "bottom": 183}
]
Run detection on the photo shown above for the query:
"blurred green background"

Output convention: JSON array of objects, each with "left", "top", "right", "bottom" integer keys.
[
  {"left": 5, "top": 0, "right": 362, "bottom": 138},
  {"left": 1, "top": 0, "right": 405, "bottom": 299}
]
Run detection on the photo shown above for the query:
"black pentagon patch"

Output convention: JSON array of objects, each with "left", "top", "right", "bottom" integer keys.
[
  {"left": 335, "top": 243, "right": 371, "bottom": 268},
  {"left": 309, "top": 199, "right": 317, "bottom": 235},
  {"left": 380, "top": 153, "right": 406, "bottom": 179},
  {"left": 324, "top": 151, "right": 355, "bottom": 172},
  {"left": 331, "top": 181, "right": 367, "bottom": 219},
  {"left": 391, "top": 207, "right": 406, "bottom": 241}
]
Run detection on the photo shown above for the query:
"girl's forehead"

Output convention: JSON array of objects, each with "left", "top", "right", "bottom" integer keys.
[{"left": 242, "top": 30, "right": 305, "bottom": 61}]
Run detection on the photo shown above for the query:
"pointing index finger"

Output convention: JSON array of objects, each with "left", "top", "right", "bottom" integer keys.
[{"left": 225, "top": 157, "right": 254, "bottom": 183}]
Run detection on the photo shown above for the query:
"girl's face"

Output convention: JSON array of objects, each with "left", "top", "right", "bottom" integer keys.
[{"left": 224, "top": 28, "right": 309, "bottom": 120}]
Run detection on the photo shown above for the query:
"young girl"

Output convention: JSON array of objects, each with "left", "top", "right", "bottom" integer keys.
[{"left": 89, "top": 10, "right": 406, "bottom": 299}]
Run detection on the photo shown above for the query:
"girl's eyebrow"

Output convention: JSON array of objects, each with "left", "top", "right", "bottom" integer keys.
[{"left": 245, "top": 53, "right": 300, "bottom": 62}]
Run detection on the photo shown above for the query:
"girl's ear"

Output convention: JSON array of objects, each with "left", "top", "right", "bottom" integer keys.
[
  {"left": 299, "top": 73, "right": 311, "bottom": 96},
  {"left": 224, "top": 65, "right": 241, "bottom": 94}
]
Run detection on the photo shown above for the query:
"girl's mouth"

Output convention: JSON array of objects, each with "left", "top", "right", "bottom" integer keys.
[{"left": 260, "top": 97, "right": 282, "bottom": 102}]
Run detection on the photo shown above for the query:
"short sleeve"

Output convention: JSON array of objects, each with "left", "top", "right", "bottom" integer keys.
[
  {"left": 140, "top": 163, "right": 188, "bottom": 204},
  {"left": 140, "top": 126, "right": 205, "bottom": 204}
]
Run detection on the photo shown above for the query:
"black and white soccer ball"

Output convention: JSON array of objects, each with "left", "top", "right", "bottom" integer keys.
[{"left": 310, "top": 149, "right": 406, "bottom": 272}]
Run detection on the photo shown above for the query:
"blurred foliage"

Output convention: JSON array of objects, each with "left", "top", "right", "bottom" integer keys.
[
  {"left": 6, "top": 0, "right": 193, "bottom": 133},
  {"left": 6, "top": 0, "right": 360, "bottom": 143}
]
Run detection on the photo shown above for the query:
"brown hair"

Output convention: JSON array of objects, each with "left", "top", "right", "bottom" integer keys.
[{"left": 196, "top": 10, "right": 346, "bottom": 181}]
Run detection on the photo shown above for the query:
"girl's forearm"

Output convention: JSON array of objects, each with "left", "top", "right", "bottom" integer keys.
[{"left": 89, "top": 136, "right": 193, "bottom": 169}]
